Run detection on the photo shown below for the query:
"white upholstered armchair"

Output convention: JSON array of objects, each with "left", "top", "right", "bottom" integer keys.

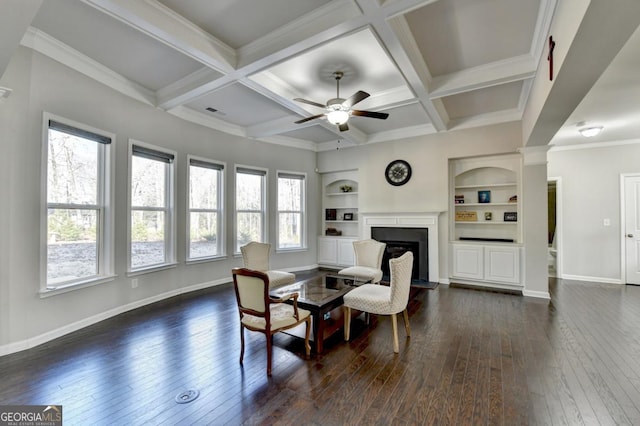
[
  {"left": 240, "top": 241, "right": 296, "bottom": 288},
  {"left": 338, "top": 239, "right": 386, "bottom": 284},
  {"left": 343, "top": 251, "right": 413, "bottom": 353}
]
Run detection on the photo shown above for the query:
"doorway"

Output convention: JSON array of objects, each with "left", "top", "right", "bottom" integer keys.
[
  {"left": 548, "top": 177, "right": 562, "bottom": 277},
  {"left": 622, "top": 174, "right": 640, "bottom": 285}
]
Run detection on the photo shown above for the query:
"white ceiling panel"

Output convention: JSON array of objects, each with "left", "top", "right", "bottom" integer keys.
[
  {"left": 157, "top": 0, "right": 332, "bottom": 49},
  {"left": 280, "top": 125, "right": 340, "bottom": 144},
  {"left": 32, "top": 0, "right": 204, "bottom": 91},
  {"left": 19, "top": 0, "right": 610, "bottom": 149},
  {"left": 185, "top": 82, "right": 293, "bottom": 127},
  {"left": 350, "top": 103, "right": 432, "bottom": 134},
  {"left": 441, "top": 81, "right": 523, "bottom": 119},
  {"left": 406, "top": 0, "right": 540, "bottom": 76}
]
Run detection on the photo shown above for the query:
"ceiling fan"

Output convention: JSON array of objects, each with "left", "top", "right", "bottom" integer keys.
[{"left": 293, "top": 71, "right": 389, "bottom": 132}]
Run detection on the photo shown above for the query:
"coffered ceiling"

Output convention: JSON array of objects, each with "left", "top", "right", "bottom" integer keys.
[{"left": 2, "top": 0, "right": 567, "bottom": 150}]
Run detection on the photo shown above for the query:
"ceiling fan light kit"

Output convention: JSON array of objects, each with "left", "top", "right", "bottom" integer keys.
[{"left": 294, "top": 71, "right": 389, "bottom": 131}]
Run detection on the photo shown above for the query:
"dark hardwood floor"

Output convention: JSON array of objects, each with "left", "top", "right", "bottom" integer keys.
[{"left": 2, "top": 275, "right": 640, "bottom": 425}]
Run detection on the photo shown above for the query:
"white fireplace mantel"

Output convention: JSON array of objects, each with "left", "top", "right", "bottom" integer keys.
[{"left": 360, "top": 212, "right": 443, "bottom": 283}]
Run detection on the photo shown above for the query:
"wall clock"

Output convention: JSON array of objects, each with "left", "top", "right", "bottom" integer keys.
[{"left": 385, "top": 159, "right": 412, "bottom": 186}]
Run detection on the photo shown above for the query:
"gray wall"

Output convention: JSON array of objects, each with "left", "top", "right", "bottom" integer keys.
[
  {"left": 0, "top": 48, "right": 320, "bottom": 350},
  {"left": 548, "top": 142, "right": 640, "bottom": 282},
  {"left": 317, "top": 121, "right": 526, "bottom": 284}
]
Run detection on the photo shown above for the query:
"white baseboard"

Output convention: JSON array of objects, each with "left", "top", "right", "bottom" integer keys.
[
  {"left": 560, "top": 274, "right": 623, "bottom": 285},
  {"left": 522, "top": 289, "right": 551, "bottom": 299},
  {"left": 0, "top": 277, "right": 229, "bottom": 357}
]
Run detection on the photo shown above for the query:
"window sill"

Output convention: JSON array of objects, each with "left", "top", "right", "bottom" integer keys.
[
  {"left": 275, "top": 247, "right": 308, "bottom": 254},
  {"left": 40, "top": 274, "right": 118, "bottom": 298},
  {"left": 186, "top": 255, "right": 226, "bottom": 265},
  {"left": 127, "top": 262, "right": 178, "bottom": 277}
]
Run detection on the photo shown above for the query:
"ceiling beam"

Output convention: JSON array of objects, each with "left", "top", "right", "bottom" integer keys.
[
  {"left": 429, "top": 55, "right": 537, "bottom": 99},
  {"left": 82, "top": 0, "right": 236, "bottom": 72},
  {"left": 523, "top": 0, "right": 640, "bottom": 146}
]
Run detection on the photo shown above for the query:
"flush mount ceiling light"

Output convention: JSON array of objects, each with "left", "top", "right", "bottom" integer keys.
[{"left": 579, "top": 126, "right": 603, "bottom": 137}]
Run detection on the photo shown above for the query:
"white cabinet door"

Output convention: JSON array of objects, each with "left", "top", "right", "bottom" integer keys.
[
  {"left": 337, "top": 238, "right": 356, "bottom": 266},
  {"left": 318, "top": 237, "right": 337, "bottom": 265},
  {"left": 451, "top": 244, "right": 484, "bottom": 280},
  {"left": 484, "top": 246, "right": 519, "bottom": 284}
]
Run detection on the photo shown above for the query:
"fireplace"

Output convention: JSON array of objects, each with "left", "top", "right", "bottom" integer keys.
[
  {"left": 361, "top": 212, "right": 442, "bottom": 284},
  {"left": 371, "top": 227, "right": 428, "bottom": 282}
]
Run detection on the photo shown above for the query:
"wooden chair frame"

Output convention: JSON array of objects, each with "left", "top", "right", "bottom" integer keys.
[{"left": 232, "top": 268, "right": 311, "bottom": 375}]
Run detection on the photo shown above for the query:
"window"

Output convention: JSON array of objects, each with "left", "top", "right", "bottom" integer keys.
[
  {"left": 44, "top": 115, "right": 113, "bottom": 289},
  {"left": 129, "top": 142, "right": 176, "bottom": 271},
  {"left": 235, "top": 166, "right": 267, "bottom": 252},
  {"left": 277, "top": 171, "right": 306, "bottom": 250},
  {"left": 187, "top": 156, "right": 224, "bottom": 260}
]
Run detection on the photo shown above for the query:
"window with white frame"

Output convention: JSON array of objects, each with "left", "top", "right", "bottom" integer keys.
[
  {"left": 188, "top": 157, "right": 224, "bottom": 260},
  {"left": 235, "top": 166, "right": 267, "bottom": 252},
  {"left": 129, "top": 142, "right": 175, "bottom": 271},
  {"left": 45, "top": 116, "right": 113, "bottom": 289},
  {"left": 277, "top": 171, "right": 306, "bottom": 250}
]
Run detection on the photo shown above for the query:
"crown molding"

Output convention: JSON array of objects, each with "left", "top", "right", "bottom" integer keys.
[{"left": 549, "top": 138, "right": 640, "bottom": 152}]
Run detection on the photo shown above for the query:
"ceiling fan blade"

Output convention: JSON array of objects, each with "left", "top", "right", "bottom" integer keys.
[
  {"left": 342, "top": 91, "right": 370, "bottom": 108},
  {"left": 338, "top": 122, "right": 349, "bottom": 132},
  {"left": 351, "top": 110, "right": 389, "bottom": 120},
  {"left": 294, "top": 114, "right": 325, "bottom": 124},
  {"left": 293, "top": 98, "right": 326, "bottom": 109}
]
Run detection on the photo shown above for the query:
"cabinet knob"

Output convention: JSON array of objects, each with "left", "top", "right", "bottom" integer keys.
[{"left": 628, "top": 234, "right": 634, "bottom": 238}]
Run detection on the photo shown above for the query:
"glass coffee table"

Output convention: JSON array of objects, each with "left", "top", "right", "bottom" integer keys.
[{"left": 270, "top": 274, "right": 369, "bottom": 354}]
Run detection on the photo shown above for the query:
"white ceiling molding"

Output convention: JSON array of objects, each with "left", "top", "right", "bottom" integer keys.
[
  {"left": 255, "top": 134, "right": 318, "bottom": 151},
  {"left": 366, "top": 123, "right": 437, "bottom": 145},
  {"left": 429, "top": 55, "right": 537, "bottom": 99},
  {"left": 11, "top": 0, "right": 610, "bottom": 152},
  {"left": 448, "top": 108, "right": 523, "bottom": 131},
  {"left": 20, "top": 27, "right": 156, "bottom": 106},
  {"left": 237, "top": 0, "right": 362, "bottom": 69}
]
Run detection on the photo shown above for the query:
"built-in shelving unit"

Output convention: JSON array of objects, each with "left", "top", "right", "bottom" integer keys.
[
  {"left": 319, "top": 170, "right": 359, "bottom": 268},
  {"left": 449, "top": 154, "right": 524, "bottom": 291}
]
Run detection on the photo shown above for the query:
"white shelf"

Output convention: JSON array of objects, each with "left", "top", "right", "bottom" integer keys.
[
  {"left": 455, "top": 221, "right": 517, "bottom": 225},
  {"left": 455, "top": 203, "right": 517, "bottom": 207},
  {"left": 326, "top": 220, "right": 359, "bottom": 223},
  {"left": 455, "top": 183, "right": 517, "bottom": 189},
  {"left": 327, "top": 192, "right": 358, "bottom": 196}
]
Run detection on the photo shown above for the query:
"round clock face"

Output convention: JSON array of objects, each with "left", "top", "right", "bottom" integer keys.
[{"left": 385, "top": 160, "right": 412, "bottom": 186}]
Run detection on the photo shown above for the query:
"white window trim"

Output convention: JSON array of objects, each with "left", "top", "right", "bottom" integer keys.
[
  {"left": 234, "top": 164, "right": 268, "bottom": 254},
  {"left": 40, "top": 112, "right": 115, "bottom": 294},
  {"left": 186, "top": 155, "right": 226, "bottom": 262},
  {"left": 127, "top": 139, "right": 177, "bottom": 274},
  {"left": 276, "top": 170, "right": 307, "bottom": 251}
]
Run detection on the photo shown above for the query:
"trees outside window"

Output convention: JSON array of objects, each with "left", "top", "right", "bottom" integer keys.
[
  {"left": 129, "top": 143, "right": 175, "bottom": 271},
  {"left": 235, "top": 166, "right": 267, "bottom": 252},
  {"left": 188, "top": 157, "right": 224, "bottom": 260},
  {"left": 45, "top": 117, "right": 112, "bottom": 288},
  {"left": 277, "top": 172, "right": 305, "bottom": 250}
]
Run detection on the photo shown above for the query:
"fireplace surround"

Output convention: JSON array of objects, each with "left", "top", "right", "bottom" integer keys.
[{"left": 361, "top": 212, "right": 441, "bottom": 283}]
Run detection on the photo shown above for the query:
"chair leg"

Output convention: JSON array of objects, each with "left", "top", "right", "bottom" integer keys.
[
  {"left": 304, "top": 317, "right": 311, "bottom": 358},
  {"left": 239, "top": 325, "right": 245, "bottom": 365},
  {"left": 402, "top": 309, "right": 411, "bottom": 337},
  {"left": 344, "top": 306, "right": 351, "bottom": 341},
  {"left": 266, "top": 334, "right": 273, "bottom": 376},
  {"left": 391, "top": 314, "right": 399, "bottom": 353}
]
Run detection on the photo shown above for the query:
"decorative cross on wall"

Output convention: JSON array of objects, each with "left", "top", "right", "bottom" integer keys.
[{"left": 547, "top": 35, "right": 556, "bottom": 81}]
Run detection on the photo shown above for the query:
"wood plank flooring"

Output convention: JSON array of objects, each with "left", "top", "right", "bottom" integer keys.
[{"left": 2, "top": 276, "right": 640, "bottom": 425}]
